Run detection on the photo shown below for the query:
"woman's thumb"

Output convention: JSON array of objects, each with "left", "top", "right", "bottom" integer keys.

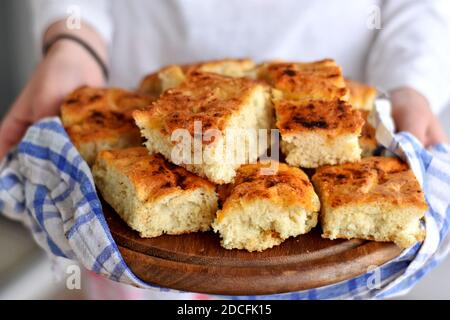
[{"left": 0, "top": 91, "right": 32, "bottom": 159}]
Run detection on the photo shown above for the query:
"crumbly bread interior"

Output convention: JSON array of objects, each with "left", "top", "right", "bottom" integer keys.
[
  {"left": 281, "top": 132, "right": 361, "bottom": 168},
  {"left": 321, "top": 202, "right": 425, "bottom": 248},
  {"left": 213, "top": 200, "right": 318, "bottom": 251}
]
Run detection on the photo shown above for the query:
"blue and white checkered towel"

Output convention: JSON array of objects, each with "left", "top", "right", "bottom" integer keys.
[{"left": 1, "top": 97, "right": 449, "bottom": 299}]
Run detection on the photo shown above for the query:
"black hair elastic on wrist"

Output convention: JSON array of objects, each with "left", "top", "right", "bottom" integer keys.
[{"left": 43, "top": 34, "right": 109, "bottom": 80}]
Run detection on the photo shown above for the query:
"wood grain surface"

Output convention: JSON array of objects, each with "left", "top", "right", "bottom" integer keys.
[{"left": 103, "top": 202, "right": 402, "bottom": 296}]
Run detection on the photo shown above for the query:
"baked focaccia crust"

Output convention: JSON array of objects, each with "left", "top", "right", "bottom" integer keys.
[{"left": 61, "top": 87, "right": 152, "bottom": 165}]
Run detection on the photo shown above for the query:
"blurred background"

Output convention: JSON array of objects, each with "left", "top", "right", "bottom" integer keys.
[{"left": 0, "top": 1, "right": 449, "bottom": 299}]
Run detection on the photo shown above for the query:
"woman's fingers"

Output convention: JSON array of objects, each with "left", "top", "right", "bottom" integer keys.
[
  {"left": 0, "top": 25, "right": 107, "bottom": 161},
  {"left": 389, "top": 87, "right": 449, "bottom": 147},
  {"left": 392, "top": 103, "right": 448, "bottom": 147},
  {"left": 425, "top": 115, "right": 449, "bottom": 146},
  {"left": 32, "top": 86, "right": 65, "bottom": 121},
  {"left": 0, "top": 114, "right": 30, "bottom": 158},
  {"left": 392, "top": 104, "right": 428, "bottom": 144},
  {"left": 0, "top": 87, "right": 33, "bottom": 159}
]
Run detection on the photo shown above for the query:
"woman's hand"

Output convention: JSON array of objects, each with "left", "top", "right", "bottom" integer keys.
[
  {"left": 0, "top": 21, "right": 106, "bottom": 159},
  {"left": 391, "top": 87, "right": 448, "bottom": 147}
]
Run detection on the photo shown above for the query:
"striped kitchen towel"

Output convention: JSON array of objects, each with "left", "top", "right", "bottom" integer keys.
[{"left": 0, "top": 97, "right": 449, "bottom": 299}]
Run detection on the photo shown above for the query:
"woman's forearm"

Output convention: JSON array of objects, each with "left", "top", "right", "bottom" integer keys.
[
  {"left": 43, "top": 20, "right": 108, "bottom": 69},
  {"left": 0, "top": 20, "right": 108, "bottom": 159}
]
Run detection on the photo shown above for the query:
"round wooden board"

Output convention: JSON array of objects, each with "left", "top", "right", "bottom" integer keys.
[{"left": 103, "top": 202, "right": 402, "bottom": 296}]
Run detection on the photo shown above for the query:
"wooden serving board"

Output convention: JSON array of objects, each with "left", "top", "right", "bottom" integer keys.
[{"left": 103, "top": 202, "right": 402, "bottom": 296}]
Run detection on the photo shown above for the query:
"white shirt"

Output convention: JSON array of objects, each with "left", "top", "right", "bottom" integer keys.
[{"left": 31, "top": 0, "right": 450, "bottom": 113}]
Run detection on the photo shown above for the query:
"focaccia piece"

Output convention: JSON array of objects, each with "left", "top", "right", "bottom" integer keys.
[
  {"left": 93, "top": 147, "right": 218, "bottom": 238},
  {"left": 344, "top": 80, "right": 378, "bottom": 156},
  {"left": 61, "top": 87, "right": 152, "bottom": 165},
  {"left": 61, "top": 86, "right": 152, "bottom": 126},
  {"left": 312, "top": 157, "right": 428, "bottom": 248},
  {"left": 359, "top": 110, "right": 378, "bottom": 157},
  {"left": 345, "top": 79, "right": 377, "bottom": 111},
  {"left": 275, "top": 98, "right": 364, "bottom": 168},
  {"left": 185, "top": 58, "right": 256, "bottom": 78},
  {"left": 138, "top": 65, "right": 186, "bottom": 98},
  {"left": 212, "top": 162, "right": 320, "bottom": 252},
  {"left": 258, "top": 59, "right": 348, "bottom": 101},
  {"left": 134, "top": 71, "right": 273, "bottom": 184},
  {"left": 66, "top": 111, "right": 142, "bottom": 166},
  {"left": 138, "top": 59, "right": 256, "bottom": 97}
]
